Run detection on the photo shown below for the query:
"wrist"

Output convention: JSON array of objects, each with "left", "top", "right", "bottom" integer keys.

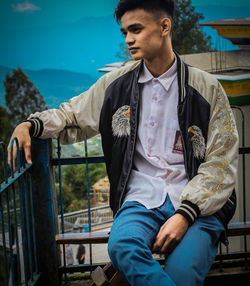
[
  {"left": 174, "top": 213, "right": 189, "bottom": 225},
  {"left": 20, "top": 121, "right": 32, "bottom": 129},
  {"left": 175, "top": 200, "right": 200, "bottom": 226}
]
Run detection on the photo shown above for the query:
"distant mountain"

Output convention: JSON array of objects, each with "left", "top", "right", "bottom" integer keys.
[{"left": 0, "top": 66, "right": 98, "bottom": 108}]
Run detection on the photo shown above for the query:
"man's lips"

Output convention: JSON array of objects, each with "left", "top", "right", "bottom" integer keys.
[{"left": 129, "top": 47, "right": 139, "bottom": 54}]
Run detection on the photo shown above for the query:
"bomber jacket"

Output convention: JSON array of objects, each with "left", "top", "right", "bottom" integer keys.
[{"left": 28, "top": 53, "right": 239, "bottom": 228}]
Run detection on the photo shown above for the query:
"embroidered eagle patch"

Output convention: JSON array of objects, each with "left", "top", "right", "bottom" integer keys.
[
  {"left": 188, "top": 125, "right": 205, "bottom": 160},
  {"left": 112, "top": 105, "right": 131, "bottom": 137}
]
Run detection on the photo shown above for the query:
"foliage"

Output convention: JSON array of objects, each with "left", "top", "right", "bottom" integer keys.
[
  {"left": 0, "top": 105, "right": 11, "bottom": 182},
  {"left": 57, "top": 162, "right": 107, "bottom": 213},
  {"left": 116, "top": 43, "right": 132, "bottom": 61},
  {"left": 4, "top": 68, "right": 47, "bottom": 128},
  {"left": 0, "top": 105, "right": 11, "bottom": 143},
  {"left": 172, "top": 0, "right": 212, "bottom": 54},
  {"left": 117, "top": 0, "right": 212, "bottom": 59}
]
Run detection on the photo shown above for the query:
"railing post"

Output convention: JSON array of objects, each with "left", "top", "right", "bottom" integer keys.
[{"left": 30, "top": 138, "right": 60, "bottom": 286}]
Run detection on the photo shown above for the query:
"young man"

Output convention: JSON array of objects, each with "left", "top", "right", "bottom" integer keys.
[{"left": 8, "top": 0, "right": 238, "bottom": 285}]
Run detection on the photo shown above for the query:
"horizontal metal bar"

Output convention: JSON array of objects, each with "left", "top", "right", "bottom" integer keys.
[
  {"left": 58, "top": 204, "right": 111, "bottom": 218},
  {"left": 239, "top": 147, "right": 250, "bottom": 154},
  {"left": 215, "top": 251, "right": 250, "bottom": 261},
  {"left": 50, "top": 156, "right": 105, "bottom": 166},
  {"left": 0, "top": 164, "right": 32, "bottom": 193},
  {"left": 143, "top": 254, "right": 250, "bottom": 266}
]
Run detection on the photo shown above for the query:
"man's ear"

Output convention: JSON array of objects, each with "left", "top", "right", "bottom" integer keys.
[{"left": 160, "top": 17, "right": 171, "bottom": 36}]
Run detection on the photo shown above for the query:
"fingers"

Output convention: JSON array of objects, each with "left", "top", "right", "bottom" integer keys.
[
  {"left": 7, "top": 139, "right": 17, "bottom": 173},
  {"left": 7, "top": 142, "right": 12, "bottom": 167},
  {"left": 24, "top": 141, "right": 32, "bottom": 165},
  {"left": 159, "top": 236, "right": 177, "bottom": 254},
  {"left": 152, "top": 214, "right": 189, "bottom": 255},
  {"left": 152, "top": 233, "right": 179, "bottom": 254},
  {"left": 8, "top": 139, "right": 32, "bottom": 173},
  {"left": 152, "top": 227, "right": 167, "bottom": 253},
  {"left": 7, "top": 122, "right": 33, "bottom": 173}
]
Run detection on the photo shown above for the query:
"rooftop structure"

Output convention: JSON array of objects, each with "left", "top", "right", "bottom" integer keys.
[{"left": 200, "top": 18, "right": 250, "bottom": 49}]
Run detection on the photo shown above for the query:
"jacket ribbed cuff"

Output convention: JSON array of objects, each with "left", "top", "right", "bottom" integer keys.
[
  {"left": 175, "top": 200, "right": 200, "bottom": 225},
  {"left": 23, "top": 117, "right": 43, "bottom": 137}
]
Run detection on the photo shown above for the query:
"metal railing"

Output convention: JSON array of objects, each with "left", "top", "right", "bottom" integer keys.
[
  {"left": 1, "top": 137, "right": 61, "bottom": 285},
  {"left": 0, "top": 139, "right": 40, "bottom": 286}
]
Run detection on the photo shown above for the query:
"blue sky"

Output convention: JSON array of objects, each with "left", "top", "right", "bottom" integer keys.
[
  {"left": 0, "top": 0, "right": 250, "bottom": 77},
  {"left": 192, "top": 0, "right": 250, "bottom": 7}
]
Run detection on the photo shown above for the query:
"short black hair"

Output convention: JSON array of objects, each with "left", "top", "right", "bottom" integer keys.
[{"left": 114, "top": 0, "right": 175, "bottom": 24}]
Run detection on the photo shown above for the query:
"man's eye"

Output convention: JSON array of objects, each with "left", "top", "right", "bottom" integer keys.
[{"left": 132, "top": 28, "right": 141, "bottom": 34}]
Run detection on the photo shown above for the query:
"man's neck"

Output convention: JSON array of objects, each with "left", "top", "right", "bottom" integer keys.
[{"left": 144, "top": 50, "right": 175, "bottom": 78}]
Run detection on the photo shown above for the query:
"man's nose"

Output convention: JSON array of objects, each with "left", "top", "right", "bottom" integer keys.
[{"left": 125, "top": 33, "right": 135, "bottom": 46}]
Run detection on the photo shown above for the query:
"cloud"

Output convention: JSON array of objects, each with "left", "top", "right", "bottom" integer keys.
[{"left": 12, "top": 1, "right": 41, "bottom": 13}]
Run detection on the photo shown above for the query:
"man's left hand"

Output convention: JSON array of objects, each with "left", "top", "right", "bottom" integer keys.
[{"left": 152, "top": 214, "right": 189, "bottom": 254}]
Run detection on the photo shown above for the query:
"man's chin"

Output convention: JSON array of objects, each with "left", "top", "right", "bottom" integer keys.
[{"left": 131, "top": 54, "right": 143, "bottom": 61}]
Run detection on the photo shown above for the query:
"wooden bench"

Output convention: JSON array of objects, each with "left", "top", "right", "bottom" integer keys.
[
  {"left": 56, "top": 231, "right": 109, "bottom": 245},
  {"left": 55, "top": 221, "right": 250, "bottom": 246},
  {"left": 226, "top": 221, "right": 250, "bottom": 236},
  {"left": 55, "top": 222, "right": 250, "bottom": 285}
]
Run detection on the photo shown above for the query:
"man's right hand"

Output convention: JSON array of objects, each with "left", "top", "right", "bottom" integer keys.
[{"left": 7, "top": 122, "right": 32, "bottom": 172}]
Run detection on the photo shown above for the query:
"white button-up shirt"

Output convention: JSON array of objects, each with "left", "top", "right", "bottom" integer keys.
[{"left": 124, "top": 58, "right": 188, "bottom": 210}]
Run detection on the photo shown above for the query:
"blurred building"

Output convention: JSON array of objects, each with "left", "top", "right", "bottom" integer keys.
[{"left": 91, "top": 176, "right": 110, "bottom": 206}]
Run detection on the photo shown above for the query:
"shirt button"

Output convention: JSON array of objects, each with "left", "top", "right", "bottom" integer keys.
[{"left": 151, "top": 122, "right": 155, "bottom": 127}]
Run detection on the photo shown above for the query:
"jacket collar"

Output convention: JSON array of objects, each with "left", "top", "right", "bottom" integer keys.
[{"left": 174, "top": 51, "right": 189, "bottom": 103}]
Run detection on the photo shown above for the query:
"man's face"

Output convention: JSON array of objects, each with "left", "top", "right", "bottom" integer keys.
[{"left": 121, "top": 9, "right": 166, "bottom": 61}]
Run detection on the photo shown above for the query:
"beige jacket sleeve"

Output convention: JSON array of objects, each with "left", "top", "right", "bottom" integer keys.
[{"left": 179, "top": 69, "right": 239, "bottom": 217}]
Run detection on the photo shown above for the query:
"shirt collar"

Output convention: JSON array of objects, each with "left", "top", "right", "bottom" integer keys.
[{"left": 138, "top": 55, "right": 177, "bottom": 91}]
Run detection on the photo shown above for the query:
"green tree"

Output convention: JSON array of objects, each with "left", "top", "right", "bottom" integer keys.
[
  {"left": 59, "top": 162, "right": 107, "bottom": 212},
  {"left": 117, "top": 0, "right": 212, "bottom": 59},
  {"left": 0, "top": 105, "right": 11, "bottom": 182},
  {"left": 116, "top": 43, "right": 132, "bottom": 61},
  {"left": 4, "top": 68, "right": 47, "bottom": 128},
  {"left": 0, "top": 105, "right": 11, "bottom": 143},
  {"left": 172, "top": 0, "right": 212, "bottom": 54}
]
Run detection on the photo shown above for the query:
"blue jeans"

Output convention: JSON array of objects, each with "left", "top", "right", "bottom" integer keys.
[{"left": 108, "top": 196, "right": 224, "bottom": 286}]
